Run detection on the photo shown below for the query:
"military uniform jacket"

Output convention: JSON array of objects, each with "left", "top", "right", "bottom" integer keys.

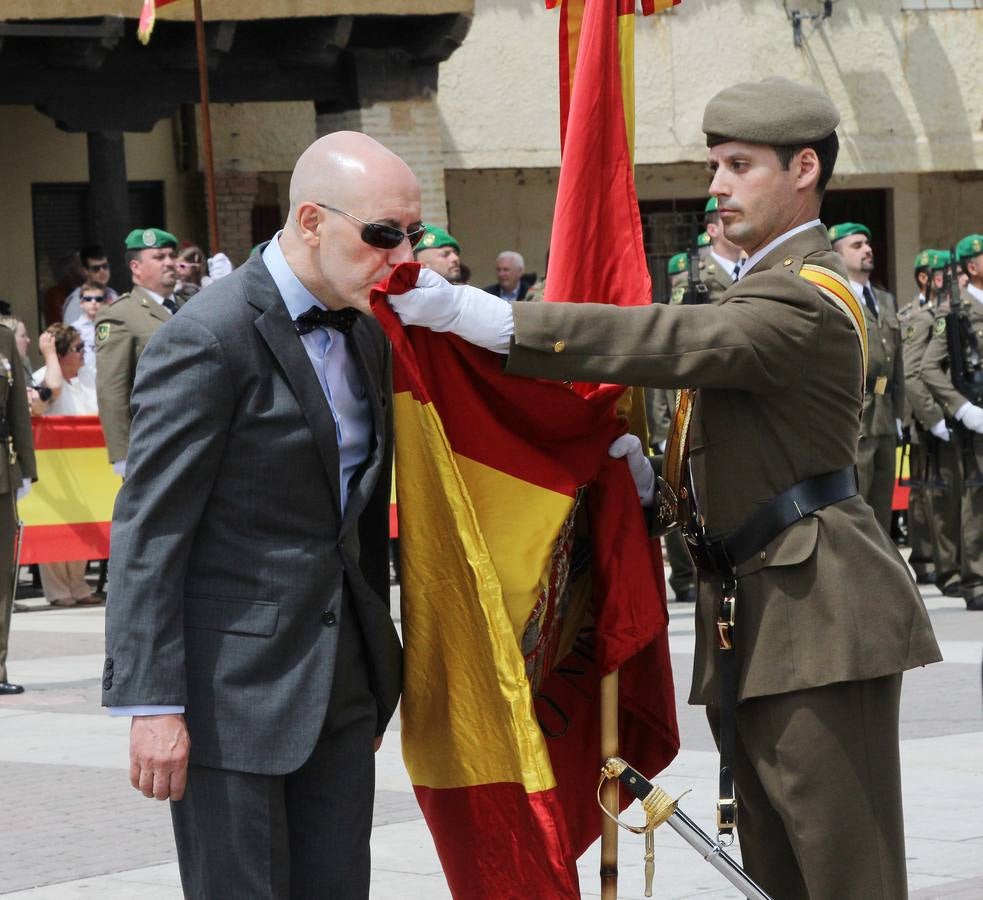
[
  {"left": 94, "top": 286, "right": 185, "bottom": 463},
  {"left": 919, "top": 297, "right": 983, "bottom": 416},
  {"left": 506, "top": 225, "right": 940, "bottom": 703},
  {"left": 0, "top": 326, "right": 36, "bottom": 493},
  {"left": 861, "top": 286, "right": 904, "bottom": 437},
  {"left": 902, "top": 302, "right": 945, "bottom": 434}
]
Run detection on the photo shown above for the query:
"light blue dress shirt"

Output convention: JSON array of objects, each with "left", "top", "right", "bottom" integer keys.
[{"left": 109, "top": 233, "right": 372, "bottom": 719}]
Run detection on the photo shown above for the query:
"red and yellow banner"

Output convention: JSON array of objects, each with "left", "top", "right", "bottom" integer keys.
[
  {"left": 19, "top": 417, "right": 119, "bottom": 565},
  {"left": 137, "top": 0, "right": 184, "bottom": 45},
  {"left": 373, "top": 266, "right": 677, "bottom": 897}
]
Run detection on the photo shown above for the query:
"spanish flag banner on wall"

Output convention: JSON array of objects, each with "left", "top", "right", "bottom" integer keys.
[
  {"left": 18, "top": 417, "right": 119, "bottom": 565},
  {"left": 373, "top": 268, "right": 678, "bottom": 897}
]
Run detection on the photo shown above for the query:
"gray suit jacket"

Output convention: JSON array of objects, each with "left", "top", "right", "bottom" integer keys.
[{"left": 101, "top": 254, "right": 401, "bottom": 775}]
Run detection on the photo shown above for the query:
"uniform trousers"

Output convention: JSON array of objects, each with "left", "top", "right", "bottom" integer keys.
[
  {"left": 953, "top": 430, "right": 983, "bottom": 604},
  {"left": 707, "top": 673, "right": 906, "bottom": 900},
  {"left": 39, "top": 560, "right": 91, "bottom": 603},
  {"left": 170, "top": 606, "right": 379, "bottom": 900},
  {"left": 857, "top": 433, "right": 897, "bottom": 533},
  {"left": 918, "top": 439, "right": 962, "bottom": 591},
  {"left": 0, "top": 490, "right": 16, "bottom": 682}
]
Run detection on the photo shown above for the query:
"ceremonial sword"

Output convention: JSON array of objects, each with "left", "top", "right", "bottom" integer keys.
[{"left": 599, "top": 757, "right": 772, "bottom": 900}]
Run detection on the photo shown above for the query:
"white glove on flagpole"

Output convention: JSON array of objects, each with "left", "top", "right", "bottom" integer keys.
[
  {"left": 608, "top": 433, "right": 655, "bottom": 507},
  {"left": 388, "top": 268, "right": 513, "bottom": 353},
  {"left": 16, "top": 478, "right": 31, "bottom": 502}
]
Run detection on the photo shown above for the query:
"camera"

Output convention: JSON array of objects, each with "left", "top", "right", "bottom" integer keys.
[{"left": 33, "top": 382, "right": 52, "bottom": 402}]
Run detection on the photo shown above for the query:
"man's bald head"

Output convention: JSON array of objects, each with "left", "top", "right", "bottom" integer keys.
[
  {"left": 279, "top": 131, "right": 422, "bottom": 313},
  {"left": 288, "top": 132, "right": 416, "bottom": 222}
]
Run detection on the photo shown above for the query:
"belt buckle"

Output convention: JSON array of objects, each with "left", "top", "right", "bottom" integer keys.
[{"left": 716, "top": 797, "right": 737, "bottom": 842}]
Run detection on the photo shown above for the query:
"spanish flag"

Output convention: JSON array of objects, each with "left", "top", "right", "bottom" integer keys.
[
  {"left": 371, "top": 1, "right": 680, "bottom": 893},
  {"left": 19, "top": 417, "right": 119, "bottom": 565},
  {"left": 137, "top": 0, "right": 184, "bottom": 45}
]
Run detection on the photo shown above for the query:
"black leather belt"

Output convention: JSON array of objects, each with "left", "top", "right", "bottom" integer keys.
[{"left": 685, "top": 467, "right": 857, "bottom": 578}]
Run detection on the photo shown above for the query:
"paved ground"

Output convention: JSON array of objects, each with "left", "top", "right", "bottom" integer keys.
[{"left": 1, "top": 553, "right": 981, "bottom": 899}]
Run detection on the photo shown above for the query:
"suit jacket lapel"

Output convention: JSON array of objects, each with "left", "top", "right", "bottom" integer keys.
[
  {"left": 340, "top": 318, "right": 385, "bottom": 535},
  {"left": 246, "top": 260, "right": 343, "bottom": 517}
]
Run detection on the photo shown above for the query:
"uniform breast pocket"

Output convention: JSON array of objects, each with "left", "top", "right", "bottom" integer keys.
[{"left": 184, "top": 596, "right": 279, "bottom": 636}]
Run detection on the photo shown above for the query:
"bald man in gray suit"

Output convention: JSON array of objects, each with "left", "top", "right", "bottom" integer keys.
[{"left": 102, "top": 133, "right": 419, "bottom": 898}]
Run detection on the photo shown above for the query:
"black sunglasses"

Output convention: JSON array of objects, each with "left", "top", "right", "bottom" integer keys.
[
  {"left": 315, "top": 204, "right": 425, "bottom": 250},
  {"left": 86, "top": 263, "right": 110, "bottom": 272},
  {"left": 81, "top": 294, "right": 106, "bottom": 303}
]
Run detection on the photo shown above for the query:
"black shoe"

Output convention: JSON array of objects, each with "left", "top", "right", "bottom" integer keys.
[
  {"left": 675, "top": 586, "right": 697, "bottom": 603},
  {"left": 941, "top": 578, "right": 963, "bottom": 598},
  {"left": 0, "top": 681, "right": 24, "bottom": 695},
  {"left": 966, "top": 596, "right": 983, "bottom": 612},
  {"left": 913, "top": 567, "right": 937, "bottom": 585}
]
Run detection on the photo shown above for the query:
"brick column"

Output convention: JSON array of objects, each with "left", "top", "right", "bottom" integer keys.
[{"left": 213, "top": 170, "right": 259, "bottom": 267}]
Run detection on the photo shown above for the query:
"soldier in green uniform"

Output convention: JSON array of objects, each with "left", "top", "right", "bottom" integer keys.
[
  {"left": 902, "top": 250, "right": 962, "bottom": 593},
  {"left": 702, "top": 196, "right": 744, "bottom": 301},
  {"left": 389, "top": 76, "right": 941, "bottom": 899},
  {"left": 95, "top": 228, "right": 181, "bottom": 475},
  {"left": 829, "top": 222, "right": 904, "bottom": 531},
  {"left": 918, "top": 235, "right": 983, "bottom": 610},
  {"left": 0, "top": 323, "right": 37, "bottom": 694}
]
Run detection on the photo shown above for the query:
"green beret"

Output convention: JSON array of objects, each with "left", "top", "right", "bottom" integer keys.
[
  {"left": 930, "top": 250, "right": 951, "bottom": 272},
  {"left": 704, "top": 196, "right": 718, "bottom": 213},
  {"left": 914, "top": 249, "right": 937, "bottom": 271},
  {"left": 414, "top": 224, "right": 460, "bottom": 254},
  {"left": 703, "top": 76, "right": 840, "bottom": 147},
  {"left": 828, "top": 222, "right": 871, "bottom": 243},
  {"left": 667, "top": 252, "right": 688, "bottom": 275},
  {"left": 955, "top": 234, "right": 983, "bottom": 262},
  {"left": 697, "top": 231, "right": 711, "bottom": 247},
  {"left": 125, "top": 227, "right": 177, "bottom": 251}
]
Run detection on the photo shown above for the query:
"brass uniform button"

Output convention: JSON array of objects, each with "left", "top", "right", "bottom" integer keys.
[
  {"left": 783, "top": 257, "right": 793, "bottom": 266},
  {"left": 759, "top": 550, "right": 767, "bottom": 560},
  {"left": 553, "top": 340, "right": 566, "bottom": 353}
]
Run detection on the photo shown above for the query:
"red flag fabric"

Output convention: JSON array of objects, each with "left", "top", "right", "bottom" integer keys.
[{"left": 137, "top": 0, "right": 183, "bottom": 45}]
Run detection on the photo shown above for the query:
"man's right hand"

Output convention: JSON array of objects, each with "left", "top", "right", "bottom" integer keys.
[
  {"left": 955, "top": 402, "right": 983, "bottom": 434},
  {"left": 129, "top": 713, "right": 190, "bottom": 801}
]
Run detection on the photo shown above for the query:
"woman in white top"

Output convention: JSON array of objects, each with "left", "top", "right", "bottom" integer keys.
[{"left": 33, "top": 325, "right": 99, "bottom": 607}]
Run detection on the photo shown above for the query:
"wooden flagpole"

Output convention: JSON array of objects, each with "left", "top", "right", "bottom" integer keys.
[
  {"left": 192, "top": 0, "right": 220, "bottom": 253},
  {"left": 599, "top": 668, "right": 620, "bottom": 898}
]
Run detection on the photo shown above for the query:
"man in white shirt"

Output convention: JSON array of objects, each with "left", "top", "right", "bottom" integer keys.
[{"left": 62, "top": 245, "right": 119, "bottom": 326}]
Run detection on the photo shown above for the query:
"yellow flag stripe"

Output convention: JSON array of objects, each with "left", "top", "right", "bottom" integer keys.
[
  {"left": 19, "top": 448, "right": 120, "bottom": 526},
  {"left": 395, "top": 391, "right": 561, "bottom": 792}
]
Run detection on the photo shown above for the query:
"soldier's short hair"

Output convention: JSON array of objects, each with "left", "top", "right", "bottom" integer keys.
[{"left": 774, "top": 132, "right": 839, "bottom": 195}]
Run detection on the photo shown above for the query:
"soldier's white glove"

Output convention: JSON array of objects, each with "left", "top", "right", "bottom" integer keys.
[
  {"left": 206, "top": 253, "right": 233, "bottom": 282},
  {"left": 112, "top": 459, "right": 127, "bottom": 478},
  {"left": 608, "top": 433, "right": 655, "bottom": 507},
  {"left": 388, "top": 268, "right": 513, "bottom": 353},
  {"left": 930, "top": 419, "right": 951, "bottom": 442},
  {"left": 955, "top": 402, "right": 983, "bottom": 434},
  {"left": 16, "top": 478, "right": 31, "bottom": 502},
  {"left": 896, "top": 419, "right": 904, "bottom": 441}
]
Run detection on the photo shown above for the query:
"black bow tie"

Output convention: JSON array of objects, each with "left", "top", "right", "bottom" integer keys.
[{"left": 294, "top": 305, "right": 359, "bottom": 336}]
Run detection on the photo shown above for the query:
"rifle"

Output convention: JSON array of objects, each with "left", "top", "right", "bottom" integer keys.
[{"left": 942, "top": 247, "right": 983, "bottom": 486}]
